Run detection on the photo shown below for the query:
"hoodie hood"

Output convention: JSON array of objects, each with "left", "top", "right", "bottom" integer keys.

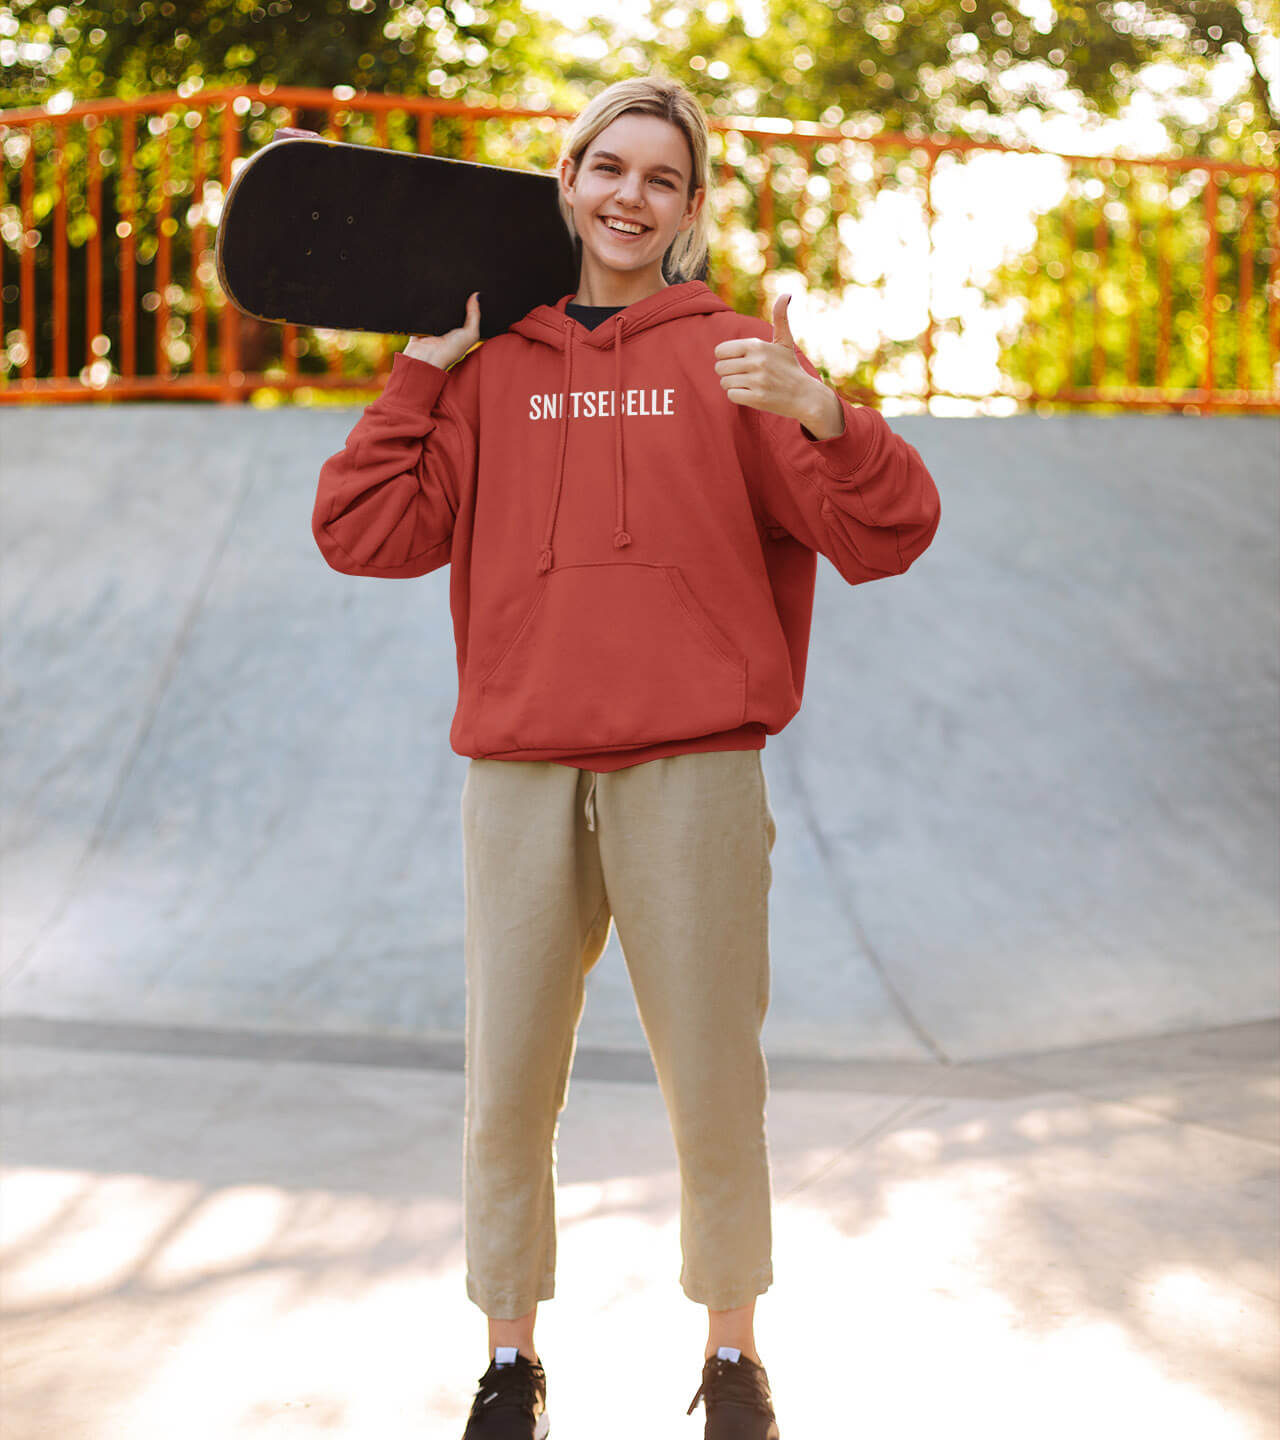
[{"left": 508, "top": 279, "right": 733, "bottom": 576}]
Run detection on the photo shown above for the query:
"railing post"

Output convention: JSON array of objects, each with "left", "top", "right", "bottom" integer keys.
[
  {"left": 923, "top": 145, "right": 936, "bottom": 413},
  {"left": 52, "top": 118, "right": 67, "bottom": 380},
  {"left": 1269, "top": 180, "right": 1280, "bottom": 385},
  {"left": 1157, "top": 202, "right": 1172, "bottom": 393},
  {"left": 1091, "top": 160, "right": 1108, "bottom": 398},
  {"left": 86, "top": 118, "right": 103, "bottom": 384},
  {"left": 20, "top": 123, "right": 35, "bottom": 383},
  {"left": 219, "top": 97, "right": 242, "bottom": 404},
  {"left": 191, "top": 111, "right": 209, "bottom": 377},
  {"left": 757, "top": 142, "right": 775, "bottom": 324},
  {"left": 119, "top": 111, "right": 136, "bottom": 383},
  {"left": 1236, "top": 182, "right": 1255, "bottom": 396},
  {"left": 156, "top": 108, "right": 172, "bottom": 382},
  {"left": 1203, "top": 167, "right": 1218, "bottom": 416}
]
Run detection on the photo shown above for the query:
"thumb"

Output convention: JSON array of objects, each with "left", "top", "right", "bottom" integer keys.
[{"left": 771, "top": 292, "right": 796, "bottom": 349}]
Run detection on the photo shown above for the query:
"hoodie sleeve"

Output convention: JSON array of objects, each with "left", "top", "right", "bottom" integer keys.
[
  {"left": 741, "top": 344, "right": 941, "bottom": 585},
  {"left": 312, "top": 347, "right": 479, "bottom": 578}
]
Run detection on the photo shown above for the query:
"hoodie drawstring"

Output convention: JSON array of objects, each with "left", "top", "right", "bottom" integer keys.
[
  {"left": 536, "top": 320, "right": 576, "bottom": 575},
  {"left": 536, "top": 312, "right": 632, "bottom": 577},
  {"left": 612, "top": 318, "right": 631, "bottom": 553}
]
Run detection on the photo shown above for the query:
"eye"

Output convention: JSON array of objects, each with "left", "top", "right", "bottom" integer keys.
[{"left": 595, "top": 163, "right": 675, "bottom": 188}]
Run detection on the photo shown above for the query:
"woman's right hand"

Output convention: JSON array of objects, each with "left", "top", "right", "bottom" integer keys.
[{"left": 404, "top": 291, "right": 482, "bottom": 369}]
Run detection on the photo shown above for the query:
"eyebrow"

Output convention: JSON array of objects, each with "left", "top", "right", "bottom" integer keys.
[{"left": 590, "top": 149, "right": 686, "bottom": 180}]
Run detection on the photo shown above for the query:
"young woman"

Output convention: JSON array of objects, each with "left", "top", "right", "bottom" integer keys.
[{"left": 312, "top": 74, "right": 941, "bottom": 1440}]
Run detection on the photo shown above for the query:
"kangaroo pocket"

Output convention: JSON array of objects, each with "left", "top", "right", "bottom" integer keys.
[{"left": 475, "top": 562, "right": 748, "bottom": 754}]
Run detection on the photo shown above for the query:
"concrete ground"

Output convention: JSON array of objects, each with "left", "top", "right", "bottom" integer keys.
[{"left": 1, "top": 405, "right": 1277, "bottom": 1438}]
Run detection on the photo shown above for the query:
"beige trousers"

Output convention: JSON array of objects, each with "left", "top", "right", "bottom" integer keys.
[{"left": 459, "top": 748, "right": 778, "bottom": 1317}]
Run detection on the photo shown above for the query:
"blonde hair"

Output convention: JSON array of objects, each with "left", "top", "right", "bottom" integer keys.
[{"left": 555, "top": 76, "right": 711, "bottom": 285}]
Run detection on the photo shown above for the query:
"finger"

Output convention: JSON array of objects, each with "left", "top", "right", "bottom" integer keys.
[
  {"left": 770, "top": 293, "right": 795, "bottom": 349},
  {"left": 713, "top": 338, "right": 755, "bottom": 360}
]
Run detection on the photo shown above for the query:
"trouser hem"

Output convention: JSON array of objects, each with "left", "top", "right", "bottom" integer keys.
[
  {"left": 680, "top": 1268, "right": 774, "bottom": 1310},
  {"left": 466, "top": 1273, "right": 556, "bottom": 1319}
]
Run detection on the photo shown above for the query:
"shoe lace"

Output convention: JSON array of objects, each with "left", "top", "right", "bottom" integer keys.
[
  {"left": 470, "top": 1356, "right": 545, "bottom": 1420},
  {"left": 686, "top": 1355, "right": 774, "bottom": 1418}
]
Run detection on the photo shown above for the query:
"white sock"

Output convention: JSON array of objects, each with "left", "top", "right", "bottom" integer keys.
[
  {"left": 494, "top": 1346, "right": 520, "bottom": 1367},
  {"left": 716, "top": 1346, "right": 742, "bottom": 1363}
]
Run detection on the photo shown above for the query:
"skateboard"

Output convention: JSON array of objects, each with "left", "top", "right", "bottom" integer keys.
[{"left": 215, "top": 133, "right": 581, "bottom": 337}]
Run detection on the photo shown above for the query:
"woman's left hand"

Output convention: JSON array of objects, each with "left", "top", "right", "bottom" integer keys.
[{"left": 713, "top": 293, "right": 821, "bottom": 422}]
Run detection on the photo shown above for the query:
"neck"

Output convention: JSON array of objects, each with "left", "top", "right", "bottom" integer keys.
[{"left": 572, "top": 261, "right": 671, "bottom": 309}]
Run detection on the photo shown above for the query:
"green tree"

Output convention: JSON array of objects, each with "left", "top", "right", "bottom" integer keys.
[
  {"left": 12, "top": 2, "right": 1270, "bottom": 151},
  {"left": 597, "top": 0, "right": 1277, "bottom": 163},
  {"left": 983, "top": 162, "right": 1276, "bottom": 408},
  {"left": 0, "top": 0, "right": 571, "bottom": 110},
  {"left": 0, "top": 0, "right": 598, "bottom": 387}
]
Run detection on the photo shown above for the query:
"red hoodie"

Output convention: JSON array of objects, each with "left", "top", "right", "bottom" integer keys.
[{"left": 313, "top": 279, "right": 941, "bottom": 771}]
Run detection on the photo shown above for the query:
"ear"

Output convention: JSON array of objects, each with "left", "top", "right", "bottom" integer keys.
[{"left": 680, "top": 184, "right": 706, "bottom": 232}]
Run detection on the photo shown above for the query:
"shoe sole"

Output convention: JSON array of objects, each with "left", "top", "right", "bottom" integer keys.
[{"left": 464, "top": 1409, "right": 548, "bottom": 1439}]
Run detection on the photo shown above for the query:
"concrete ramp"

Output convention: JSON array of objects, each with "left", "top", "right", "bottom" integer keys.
[{"left": 2, "top": 405, "right": 1276, "bottom": 1065}]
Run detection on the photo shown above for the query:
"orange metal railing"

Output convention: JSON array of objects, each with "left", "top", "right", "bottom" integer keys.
[{"left": 0, "top": 84, "right": 1277, "bottom": 411}]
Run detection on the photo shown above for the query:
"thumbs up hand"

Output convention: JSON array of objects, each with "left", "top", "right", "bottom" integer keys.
[
  {"left": 713, "top": 293, "right": 845, "bottom": 438},
  {"left": 770, "top": 289, "right": 799, "bottom": 350}
]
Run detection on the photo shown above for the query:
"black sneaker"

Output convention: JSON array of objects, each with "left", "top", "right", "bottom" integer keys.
[
  {"left": 462, "top": 1346, "right": 549, "bottom": 1439},
  {"left": 686, "top": 1346, "right": 780, "bottom": 1438}
]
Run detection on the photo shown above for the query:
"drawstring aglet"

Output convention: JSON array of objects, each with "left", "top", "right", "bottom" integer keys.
[
  {"left": 612, "top": 529, "right": 632, "bottom": 549},
  {"left": 537, "top": 546, "right": 553, "bottom": 573}
]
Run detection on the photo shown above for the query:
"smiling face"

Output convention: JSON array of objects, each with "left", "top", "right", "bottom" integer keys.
[{"left": 560, "top": 111, "right": 704, "bottom": 306}]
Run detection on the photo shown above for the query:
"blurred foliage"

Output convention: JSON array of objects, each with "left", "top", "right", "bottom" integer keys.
[
  {"left": 0, "top": 1, "right": 1276, "bottom": 405},
  {"left": 2, "top": 0, "right": 1276, "bottom": 161},
  {"left": 980, "top": 160, "right": 1275, "bottom": 402},
  {"left": 2, "top": 1, "right": 1278, "bottom": 157},
  {"left": 0, "top": 0, "right": 573, "bottom": 109},
  {"left": 619, "top": 0, "right": 1279, "bottom": 164}
]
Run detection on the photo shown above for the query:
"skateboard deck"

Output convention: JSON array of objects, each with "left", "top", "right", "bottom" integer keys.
[{"left": 215, "top": 135, "right": 580, "bottom": 338}]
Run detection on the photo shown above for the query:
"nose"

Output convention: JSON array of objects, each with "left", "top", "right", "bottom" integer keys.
[{"left": 615, "top": 176, "right": 645, "bottom": 207}]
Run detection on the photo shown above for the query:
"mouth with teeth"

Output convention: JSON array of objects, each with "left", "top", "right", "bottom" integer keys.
[{"left": 600, "top": 216, "right": 650, "bottom": 238}]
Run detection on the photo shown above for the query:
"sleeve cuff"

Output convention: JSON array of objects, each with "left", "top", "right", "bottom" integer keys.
[
  {"left": 382, "top": 348, "right": 452, "bottom": 408},
  {"left": 791, "top": 396, "right": 882, "bottom": 481}
]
